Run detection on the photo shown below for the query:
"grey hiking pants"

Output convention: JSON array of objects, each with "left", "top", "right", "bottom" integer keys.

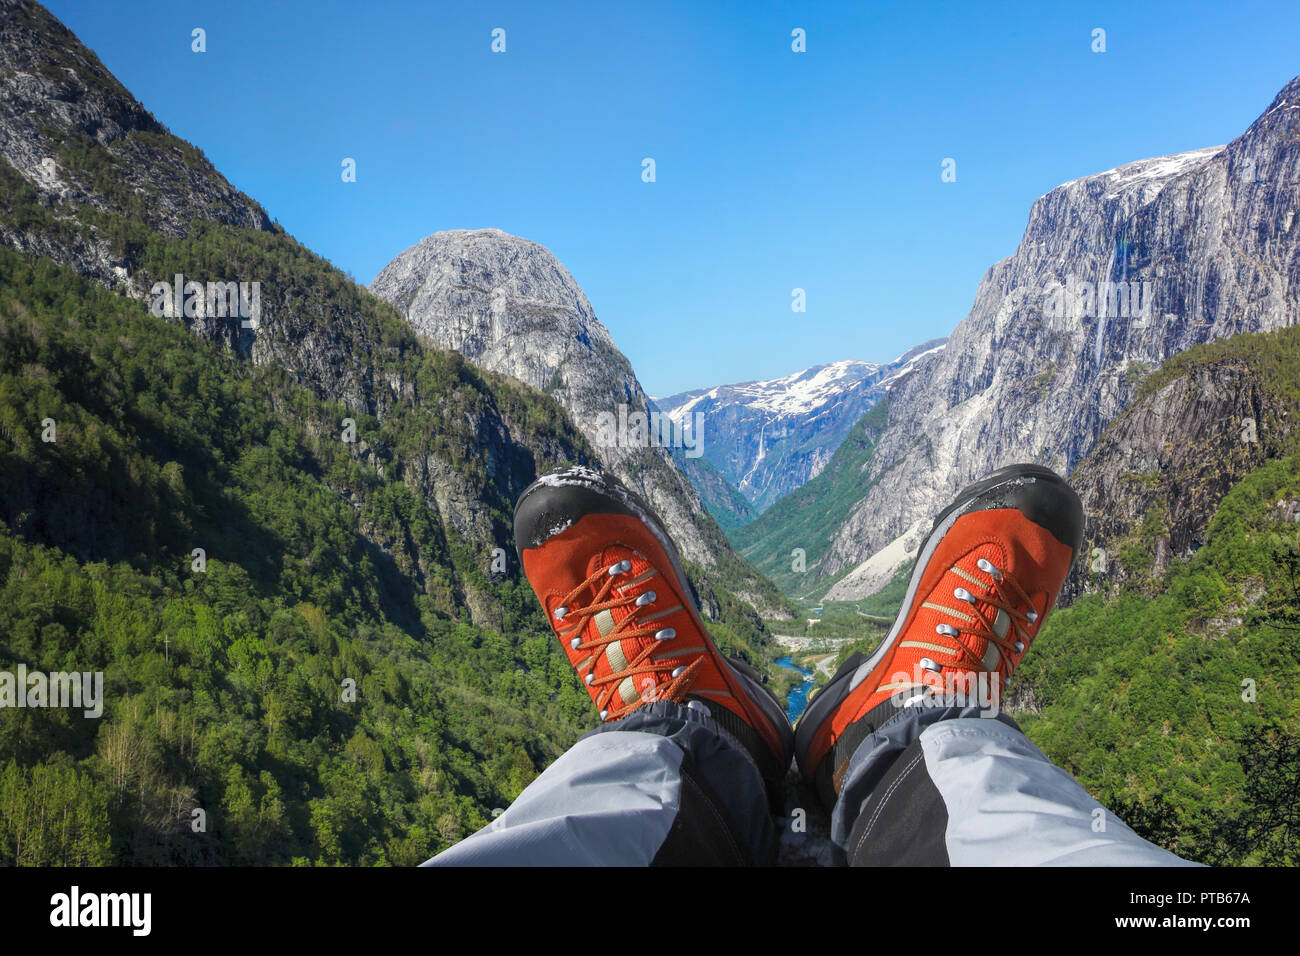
[{"left": 424, "top": 699, "right": 1196, "bottom": 866}]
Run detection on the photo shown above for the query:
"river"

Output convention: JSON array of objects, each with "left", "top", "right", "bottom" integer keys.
[{"left": 775, "top": 656, "right": 815, "bottom": 723}]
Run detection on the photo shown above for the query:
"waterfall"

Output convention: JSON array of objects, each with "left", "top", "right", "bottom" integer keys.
[{"left": 1093, "top": 240, "right": 1119, "bottom": 370}]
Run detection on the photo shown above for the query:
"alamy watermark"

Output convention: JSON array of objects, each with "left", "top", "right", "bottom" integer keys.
[
  {"left": 0, "top": 664, "right": 103, "bottom": 718},
  {"left": 149, "top": 275, "right": 261, "bottom": 329},
  {"left": 886, "top": 664, "right": 1001, "bottom": 716},
  {"left": 594, "top": 404, "right": 705, "bottom": 459},
  {"left": 1042, "top": 274, "right": 1153, "bottom": 324},
  {"left": 50, "top": 886, "right": 150, "bottom": 936}
]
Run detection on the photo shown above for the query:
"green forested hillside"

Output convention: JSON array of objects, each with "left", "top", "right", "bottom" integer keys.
[
  {"left": 0, "top": 188, "right": 778, "bottom": 864},
  {"left": 0, "top": 20, "right": 787, "bottom": 862},
  {"left": 1133, "top": 324, "right": 1300, "bottom": 410},
  {"left": 1014, "top": 325, "right": 1300, "bottom": 863},
  {"left": 0, "top": 247, "right": 597, "bottom": 865},
  {"left": 1016, "top": 454, "right": 1300, "bottom": 864}
]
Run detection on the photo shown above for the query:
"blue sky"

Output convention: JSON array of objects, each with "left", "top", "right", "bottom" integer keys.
[{"left": 44, "top": 0, "right": 1300, "bottom": 396}]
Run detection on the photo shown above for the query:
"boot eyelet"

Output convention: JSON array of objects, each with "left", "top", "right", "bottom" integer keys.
[{"left": 654, "top": 628, "right": 676, "bottom": 641}]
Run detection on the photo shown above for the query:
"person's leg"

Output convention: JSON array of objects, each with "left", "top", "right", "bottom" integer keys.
[
  {"left": 425, "top": 699, "right": 774, "bottom": 866},
  {"left": 428, "top": 465, "right": 794, "bottom": 866},
  {"left": 796, "top": 464, "right": 1195, "bottom": 866},
  {"left": 828, "top": 700, "right": 1196, "bottom": 866}
]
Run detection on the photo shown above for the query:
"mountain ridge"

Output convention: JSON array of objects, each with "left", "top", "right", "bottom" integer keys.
[
  {"left": 370, "top": 227, "right": 792, "bottom": 619},
  {"left": 654, "top": 339, "right": 946, "bottom": 514}
]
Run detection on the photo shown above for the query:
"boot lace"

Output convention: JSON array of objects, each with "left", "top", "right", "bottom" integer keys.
[
  {"left": 909, "top": 557, "right": 1039, "bottom": 687},
  {"left": 552, "top": 558, "right": 704, "bottom": 720}
]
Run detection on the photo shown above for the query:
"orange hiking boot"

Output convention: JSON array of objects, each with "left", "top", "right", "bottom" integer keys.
[
  {"left": 514, "top": 465, "right": 794, "bottom": 790},
  {"left": 794, "top": 464, "right": 1083, "bottom": 811}
]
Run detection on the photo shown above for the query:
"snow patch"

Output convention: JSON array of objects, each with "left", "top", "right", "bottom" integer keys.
[
  {"left": 888, "top": 342, "right": 947, "bottom": 367},
  {"left": 659, "top": 343, "right": 949, "bottom": 427},
  {"left": 1052, "top": 146, "right": 1225, "bottom": 196}
]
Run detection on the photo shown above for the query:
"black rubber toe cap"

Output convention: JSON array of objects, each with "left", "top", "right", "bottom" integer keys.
[
  {"left": 940, "top": 464, "right": 1084, "bottom": 554},
  {"left": 513, "top": 466, "right": 650, "bottom": 556}
]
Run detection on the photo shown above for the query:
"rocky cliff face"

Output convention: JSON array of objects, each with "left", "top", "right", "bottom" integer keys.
[
  {"left": 1061, "top": 325, "right": 1300, "bottom": 603},
  {"left": 820, "top": 75, "right": 1300, "bottom": 601},
  {"left": 656, "top": 341, "right": 946, "bottom": 514},
  {"left": 1065, "top": 364, "right": 1268, "bottom": 596},
  {"left": 370, "top": 229, "right": 789, "bottom": 617},
  {"left": 0, "top": 0, "right": 271, "bottom": 284}
]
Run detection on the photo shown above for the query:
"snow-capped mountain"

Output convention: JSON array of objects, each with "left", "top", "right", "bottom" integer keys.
[{"left": 654, "top": 340, "right": 946, "bottom": 513}]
